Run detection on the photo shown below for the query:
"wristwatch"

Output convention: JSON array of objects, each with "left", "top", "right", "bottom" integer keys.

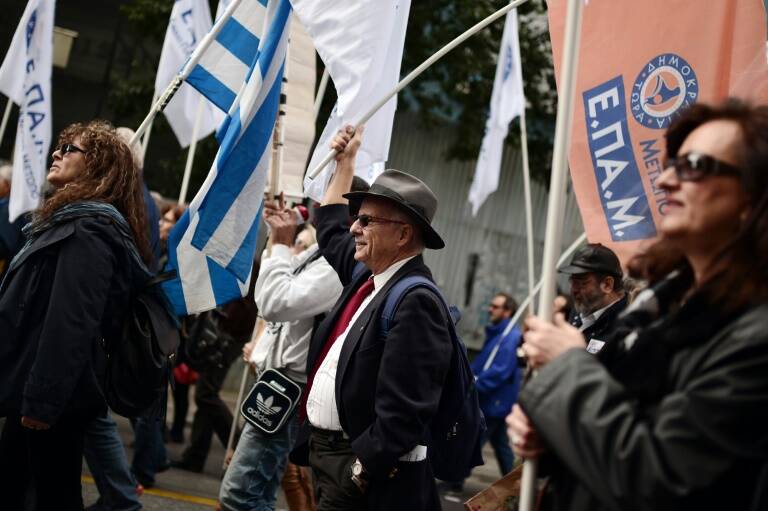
[
  {"left": 351, "top": 458, "right": 366, "bottom": 478},
  {"left": 351, "top": 458, "right": 368, "bottom": 492}
]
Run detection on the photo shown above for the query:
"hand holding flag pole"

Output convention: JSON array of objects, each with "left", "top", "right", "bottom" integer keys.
[
  {"left": 128, "top": 0, "right": 245, "bottom": 148},
  {"left": 305, "top": 0, "right": 531, "bottom": 180},
  {"left": 518, "top": 0, "right": 585, "bottom": 510}
]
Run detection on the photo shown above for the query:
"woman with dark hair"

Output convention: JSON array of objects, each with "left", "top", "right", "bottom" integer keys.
[
  {"left": 0, "top": 120, "right": 153, "bottom": 510},
  {"left": 509, "top": 99, "right": 768, "bottom": 511}
]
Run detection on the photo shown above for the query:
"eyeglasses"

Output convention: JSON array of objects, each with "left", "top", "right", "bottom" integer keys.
[
  {"left": 352, "top": 214, "right": 408, "bottom": 228},
  {"left": 59, "top": 143, "right": 87, "bottom": 156},
  {"left": 664, "top": 152, "right": 741, "bottom": 182}
]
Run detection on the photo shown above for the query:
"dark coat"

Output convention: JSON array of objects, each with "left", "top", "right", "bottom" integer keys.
[
  {"left": 569, "top": 295, "right": 628, "bottom": 343},
  {"left": 302, "top": 204, "right": 452, "bottom": 509},
  {"left": 520, "top": 299, "right": 768, "bottom": 511},
  {"left": 0, "top": 215, "right": 141, "bottom": 425}
]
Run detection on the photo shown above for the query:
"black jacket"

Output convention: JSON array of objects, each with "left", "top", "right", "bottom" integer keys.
[
  {"left": 568, "top": 295, "right": 628, "bottom": 357},
  {"left": 300, "top": 204, "right": 452, "bottom": 509},
  {"left": 0, "top": 215, "right": 142, "bottom": 424},
  {"left": 521, "top": 298, "right": 768, "bottom": 511}
]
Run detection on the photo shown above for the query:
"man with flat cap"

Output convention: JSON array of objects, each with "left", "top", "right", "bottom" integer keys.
[
  {"left": 559, "top": 243, "right": 628, "bottom": 358},
  {"left": 295, "top": 126, "right": 452, "bottom": 510}
]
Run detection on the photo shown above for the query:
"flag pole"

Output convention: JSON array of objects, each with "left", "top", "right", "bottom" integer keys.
[
  {"left": 129, "top": 0, "right": 244, "bottom": 147},
  {"left": 223, "top": 359, "right": 251, "bottom": 470},
  {"left": 313, "top": 67, "right": 330, "bottom": 120},
  {"left": 140, "top": 107, "right": 154, "bottom": 162},
  {"left": 0, "top": 98, "right": 12, "bottom": 147},
  {"left": 520, "top": 108, "right": 536, "bottom": 313},
  {"left": 518, "top": 0, "right": 584, "bottom": 510},
  {"left": 178, "top": 97, "right": 206, "bottom": 204},
  {"left": 306, "top": 0, "right": 531, "bottom": 180}
]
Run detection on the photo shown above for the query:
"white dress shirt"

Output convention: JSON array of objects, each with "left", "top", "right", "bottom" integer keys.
[{"left": 306, "top": 256, "right": 416, "bottom": 431}]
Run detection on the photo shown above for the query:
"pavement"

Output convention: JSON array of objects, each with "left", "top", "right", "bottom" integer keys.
[{"left": 80, "top": 384, "right": 508, "bottom": 511}]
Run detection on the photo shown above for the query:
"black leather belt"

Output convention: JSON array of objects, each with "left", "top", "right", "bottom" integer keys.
[{"left": 310, "top": 427, "right": 350, "bottom": 442}]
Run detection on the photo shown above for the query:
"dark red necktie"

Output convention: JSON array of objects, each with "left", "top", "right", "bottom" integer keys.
[{"left": 302, "top": 278, "right": 375, "bottom": 419}]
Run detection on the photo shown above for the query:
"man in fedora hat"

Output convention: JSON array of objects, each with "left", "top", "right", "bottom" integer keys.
[
  {"left": 294, "top": 126, "right": 451, "bottom": 510},
  {"left": 558, "top": 243, "right": 628, "bottom": 357}
]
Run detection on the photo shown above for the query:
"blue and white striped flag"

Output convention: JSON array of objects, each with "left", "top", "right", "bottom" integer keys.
[
  {"left": 185, "top": 0, "right": 268, "bottom": 113},
  {"left": 163, "top": 0, "right": 292, "bottom": 316}
]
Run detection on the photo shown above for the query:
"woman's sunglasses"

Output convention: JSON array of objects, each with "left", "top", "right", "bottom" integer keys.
[
  {"left": 58, "top": 143, "right": 87, "bottom": 156},
  {"left": 664, "top": 152, "right": 741, "bottom": 182}
]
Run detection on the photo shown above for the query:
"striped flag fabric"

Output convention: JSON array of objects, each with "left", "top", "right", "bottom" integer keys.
[
  {"left": 185, "top": 0, "right": 269, "bottom": 113},
  {"left": 162, "top": 0, "right": 292, "bottom": 315}
]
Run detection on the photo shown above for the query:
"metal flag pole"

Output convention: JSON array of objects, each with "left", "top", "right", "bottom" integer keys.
[
  {"left": 306, "top": 0, "right": 531, "bottom": 180},
  {"left": 518, "top": 0, "right": 585, "bottom": 510},
  {"left": 178, "top": 97, "right": 206, "bottom": 204},
  {"left": 313, "top": 67, "right": 330, "bottom": 121},
  {"left": 128, "top": 0, "right": 244, "bottom": 147},
  {"left": 0, "top": 98, "right": 12, "bottom": 146}
]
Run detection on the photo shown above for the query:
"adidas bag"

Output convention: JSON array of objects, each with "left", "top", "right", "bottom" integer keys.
[{"left": 241, "top": 369, "right": 301, "bottom": 435}]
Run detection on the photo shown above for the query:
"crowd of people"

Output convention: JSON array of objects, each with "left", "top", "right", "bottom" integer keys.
[{"left": 0, "top": 97, "right": 767, "bottom": 511}]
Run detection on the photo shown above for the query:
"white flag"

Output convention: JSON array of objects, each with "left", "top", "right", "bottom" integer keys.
[
  {"left": 0, "top": 0, "right": 55, "bottom": 221},
  {"left": 155, "top": 0, "right": 223, "bottom": 148},
  {"left": 468, "top": 8, "right": 525, "bottom": 216},
  {"left": 297, "top": 0, "right": 412, "bottom": 202}
]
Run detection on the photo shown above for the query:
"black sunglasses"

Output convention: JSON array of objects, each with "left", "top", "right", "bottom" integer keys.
[
  {"left": 352, "top": 214, "right": 408, "bottom": 228},
  {"left": 664, "top": 152, "right": 741, "bottom": 182},
  {"left": 59, "top": 143, "right": 87, "bottom": 156}
]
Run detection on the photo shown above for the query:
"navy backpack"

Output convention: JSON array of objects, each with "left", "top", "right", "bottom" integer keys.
[{"left": 380, "top": 275, "right": 486, "bottom": 481}]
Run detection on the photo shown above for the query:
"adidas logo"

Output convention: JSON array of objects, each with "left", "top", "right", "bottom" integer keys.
[{"left": 255, "top": 393, "right": 282, "bottom": 416}]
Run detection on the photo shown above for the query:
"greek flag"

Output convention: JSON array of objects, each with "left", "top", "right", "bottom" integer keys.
[
  {"left": 163, "top": 0, "right": 291, "bottom": 316},
  {"left": 185, "top": 0, "right": 268, "bottom": 113}
]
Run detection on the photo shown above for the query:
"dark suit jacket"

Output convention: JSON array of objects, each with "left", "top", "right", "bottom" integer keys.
[{"left": 303, "top": 204, "right": 452, "bottom": 502}]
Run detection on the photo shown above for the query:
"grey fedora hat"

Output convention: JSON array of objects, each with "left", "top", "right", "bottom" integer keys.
[{"left": 343, "top": 169, "right": 445, "bottom": 250}]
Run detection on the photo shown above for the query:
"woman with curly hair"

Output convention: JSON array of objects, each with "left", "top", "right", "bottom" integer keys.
[
  {"left": 509, "top": 99, "right": 768, "bottom": 510},
  {"left": 0, "top": 120, "right": 153, "bottom": 510}
]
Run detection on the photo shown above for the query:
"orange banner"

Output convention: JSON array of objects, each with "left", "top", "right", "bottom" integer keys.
[{"left": 547, "top": 0, "right": 768, "bottom": 264}]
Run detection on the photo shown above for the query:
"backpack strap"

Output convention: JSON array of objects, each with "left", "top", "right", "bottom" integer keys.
[
  {"left": 292, "top": 248, "right": 323, "bottom": 275},
  {"left": 380, "top": 276, "right": 461, "bottom": 339}
]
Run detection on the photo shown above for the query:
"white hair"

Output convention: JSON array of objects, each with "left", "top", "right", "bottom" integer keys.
[{"left": 116, "top": 126, "right": 143, "bottom": 171}]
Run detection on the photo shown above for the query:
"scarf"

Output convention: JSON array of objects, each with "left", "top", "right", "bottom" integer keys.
[{"left": 9, "top": 201, "right": 151, "bottom": 279}]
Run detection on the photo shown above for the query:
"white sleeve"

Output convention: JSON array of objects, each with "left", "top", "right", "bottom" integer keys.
[{"left": 255, "top": 245, "right": 342, "bottom": 323}]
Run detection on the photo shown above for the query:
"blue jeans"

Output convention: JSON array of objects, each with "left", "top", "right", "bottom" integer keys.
[
  {"left": 485, "top": 416, "right": 514, "bottom": 476},
  {"left": 219, "top": 416, "right": 299, "bottom": 511},
  {"left": 131, "top": 416, "right": 167, "bottom": 486},
  {"left": 83, "top": 413, "right": 142, "bottom": 511}
]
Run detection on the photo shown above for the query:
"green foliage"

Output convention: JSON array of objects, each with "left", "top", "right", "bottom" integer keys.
[{"left": 403, "top": 0, "right": 556, "bottom": 182}]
